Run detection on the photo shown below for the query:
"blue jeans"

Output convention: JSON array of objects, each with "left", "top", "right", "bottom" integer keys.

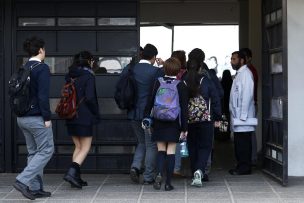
[
  {"left": 131, "top": 121, "right": 157, "bottom": 181},
  {"left": 16, "top": 116, "right": 54, "bottom": 190}
]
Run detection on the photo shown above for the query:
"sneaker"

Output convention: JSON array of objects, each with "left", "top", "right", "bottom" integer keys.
[{"left": 191, "top": 169, "right": 202, "bottom": 187}]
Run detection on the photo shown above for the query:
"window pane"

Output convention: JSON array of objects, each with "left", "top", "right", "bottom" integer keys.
[
  {"left": 94, "top": 57, "right": 131, "bottom": 74},
  {"left": 98, "top": 98, "right": 126, "bottom": 115},
  {"left": 18, "top": 18, "right": 55, "bottom": 26},
  {"left": 22, "top": 57, "right": 72, "bottom": 74},
  {"left": 98, "top": 18, "right": 136, "bottom": 26},
  {"left": 58, "top": 18, "right": 95, "bottom": 26},
  {"left": 45, "top": 57, "right": 73, "bottom": 74},
  {"left": 271, "top": 98, "right": 283, "bottom": 119},
  {"left": 270, "top": 52, "right": 282, "bottom": 74},
  {"left": 50, "top": 98, "right": 60, "bottom": 114}
]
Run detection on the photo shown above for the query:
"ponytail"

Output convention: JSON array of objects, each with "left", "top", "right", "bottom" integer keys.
[{"left": 186, "top": 59, "right": 201, "bottom": 98}]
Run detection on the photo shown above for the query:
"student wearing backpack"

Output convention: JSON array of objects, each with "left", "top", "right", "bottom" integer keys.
[
  {"left": 63, "top": 51, "right": 100, "bottom": 188},
  {"left": 185, "top": 59, "right": 221, "bottom": 187},
  {"left": 143, "top": 57, "right": 189, "bottom": 191},
  {"left": 12, "top": 37, "right": 54, "bottom": 200},
  {"left": 126, "top": 44, "right": 164, "bottom": 185},
  {"left": 188, "top": 48, "right": 223, "bottom": 181}
]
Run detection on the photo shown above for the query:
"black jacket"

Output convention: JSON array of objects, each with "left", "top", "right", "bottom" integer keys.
[
  {"left": 65, "top": 66, "right": 100, "bottom": 126},
  {"left": 23, "top": 60, "right": 51, "bottom": 121}
]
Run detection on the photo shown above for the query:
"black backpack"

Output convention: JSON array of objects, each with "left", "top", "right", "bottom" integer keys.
[
  {"left": 8, "top": 62, "right": 41, "bottom": 116},
  {"left": 114, "top": 61, "right": 137, "bottom": 110}
]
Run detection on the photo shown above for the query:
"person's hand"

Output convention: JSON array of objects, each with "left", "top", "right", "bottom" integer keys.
[
  {"left": 156, "top": 58, "right": 164, "bottom": 66},
  {"left": 179, "top": 131, "right": 188, "bottom": 140},
  {"left": 45, "top": 121, "right": 52, "bottom": 128},
  {"left": 214, "top": 121, "right": 221, "bottom": 128}
]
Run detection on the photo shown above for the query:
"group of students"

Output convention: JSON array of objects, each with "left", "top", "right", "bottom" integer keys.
[
  {"left": 12, "top": 36, "right": 257, "bottom": 200},
  {"left": 127, "top": 44, "right": 224, "bottom": 191},
  {"left": 127, "top": 44, "right": 258, "bottom": 191}
]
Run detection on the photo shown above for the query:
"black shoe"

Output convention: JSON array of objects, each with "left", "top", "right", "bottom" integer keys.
[
  {"left": 164, "top": 184, "right": 174, "bottom": 191},
  {"left": 130, "top": 167, "right": 140, "bottom": 183},
  {"left": 63, "top": 167, "right": 82, "bottom": 189},
  {"left": 30, "top": 189, "right": 51, "bottom": 198},
  {"left": 71, "top": 179, "right": 88, "bottom": 187},
  {"left": 143, "top": 180, "right": 154, "bottom": 185},
  {"left": 202, "top": 173, "right": 209, "bottom": 182},
  {"left": 153, "top": 174, "right": 162, "bottom": 190},
  {"left": 229, "top": 169, "right": 251, "bottom": 175},
  {"left": 13, "top": 180, "right": 36, "bottom": 200}
]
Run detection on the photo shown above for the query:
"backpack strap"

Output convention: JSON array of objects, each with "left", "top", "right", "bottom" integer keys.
[{"left": 29, "top": 62, "right": 42, "bottom": 71}]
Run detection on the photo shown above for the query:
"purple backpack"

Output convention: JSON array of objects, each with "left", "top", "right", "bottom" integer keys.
[{"left": 152, "top": 77, "right": 180, "bottom": 121}]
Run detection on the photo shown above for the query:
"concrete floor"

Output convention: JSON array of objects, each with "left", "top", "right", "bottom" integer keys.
[
  {"left": 1, "top": 140, "right": 303, "bottom": 202},
  {"left": 1, "top": 171, "right": 304, "bottom": 203}
]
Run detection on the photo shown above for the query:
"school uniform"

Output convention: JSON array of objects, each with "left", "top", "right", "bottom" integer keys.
[
  {"left": 16, "top": 58, "right": 54, "bottom": 192},
  {"left": 65, "top": 66, "right": 100, "bottom": 136},
  {"left": 185, "top": 75, "right": 221, "bottom": 175},
  {"left": 144, "top": 76, "right": 189, "bottom": 143}
]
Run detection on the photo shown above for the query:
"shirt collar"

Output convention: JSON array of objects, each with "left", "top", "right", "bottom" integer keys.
[
  {"left": 29, "top": 57, "right": 42, "bottom": 62},
  {"left": 139, "top": 59, "right": 152, "bottom": 64},
  {"left": 165, "top": 75, "right": 177, "bottom": 79},
  {"left": 237, "top": 64, "right": 248, "bottom": 73}
]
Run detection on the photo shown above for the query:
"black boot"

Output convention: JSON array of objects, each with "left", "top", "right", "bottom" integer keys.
[
  {"left": 72, "top": 167, "right": 88, "bottom": 187},
  {"left": 63, "top": 162, "right": 82, "bottom": 189}
]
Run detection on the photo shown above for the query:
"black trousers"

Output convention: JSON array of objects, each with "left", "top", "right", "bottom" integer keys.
[
  {"left": 187, "top": 122, "right": 213, "bottom": 174},
  {"left": 234, "top": 132, "right": 252, "bottom": 173}
]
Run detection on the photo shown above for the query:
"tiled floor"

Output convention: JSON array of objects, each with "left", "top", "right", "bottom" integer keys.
[{"left": 1, "top": 171, "right": 304, "bottom": 203}]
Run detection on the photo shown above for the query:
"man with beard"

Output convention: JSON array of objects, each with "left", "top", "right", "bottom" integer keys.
[{"left": 228, "top": 51, "right": 256, "bottom": 175}]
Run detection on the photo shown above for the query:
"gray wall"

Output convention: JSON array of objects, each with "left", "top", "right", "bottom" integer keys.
[
  {"left": 287, "top": 0, "right": 304, "bottom": 176},
  {"left": 140, "top": 1, "right": 239, "bottom": 24}
]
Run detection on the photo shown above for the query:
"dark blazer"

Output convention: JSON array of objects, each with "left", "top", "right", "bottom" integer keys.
[
  {"left": 65, "top": 66, "right": 100, "bottom": 126},
  {"left": 23, "top": 60, "right": 51, "bottom": 121},
  {"left": 200, "top": 76, "right": 222, "bottom": 121},
  {"left": 120, "top": 62, "right": 164, "bottom": 121}
]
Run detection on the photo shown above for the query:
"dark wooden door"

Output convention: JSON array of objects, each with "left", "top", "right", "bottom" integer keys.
[
  {"left": 262, "top": 0, "right": 288, "bottom": 185},
  {"left": 13, "top": 0, "right": 139, "bottom": 173}
]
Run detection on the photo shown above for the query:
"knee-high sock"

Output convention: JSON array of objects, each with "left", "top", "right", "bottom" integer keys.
[
  {"left": 156, "top": 151, "right": 167, "bottom": 176},
  {"left": 166, "top": 154, "right": 175, "bottom": 185}
]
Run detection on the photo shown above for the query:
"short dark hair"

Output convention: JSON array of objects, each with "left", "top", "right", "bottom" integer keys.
[
  {"left": 188, "top": 48, "right": 205, "bottom": 63},
  {"left": 171, "top": 50, "right": 186, "bottom": 69},
  {"left": 164, "top": 57, "right": 181, "bottom": 76},
  {"left": 232, "top": 51, "right": 247, "bottom": 64},
  {"left": 142, "top": 44, "right": 158, "bottom": 60},
  {"left": 240, "top": 48, "right": 252, "bottom": 58},
  {"left": 23, "top": 36, "right": 45, "bottom": 57}
]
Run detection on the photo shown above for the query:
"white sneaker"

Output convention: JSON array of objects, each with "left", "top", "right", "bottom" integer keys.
[{"left": 191, "top": 169, "right": 202, "bottom": 187}]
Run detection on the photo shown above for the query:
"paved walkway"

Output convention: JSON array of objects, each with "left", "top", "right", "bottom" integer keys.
[{"left": 1, "top": 171, "right": 304, "bottom": 202}]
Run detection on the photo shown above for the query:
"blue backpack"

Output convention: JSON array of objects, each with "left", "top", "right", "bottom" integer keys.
[{"left": 152, "top": 77, "right": 180, "bottom": 121}]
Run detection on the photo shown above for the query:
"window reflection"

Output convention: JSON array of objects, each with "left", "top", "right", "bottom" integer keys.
[
  {"left": 23, "top": 57, "right": 73, "bottom": 74},
  {"left": 18, "top": 18, "right": 55, "bottom": 26},
  {"left": 58, "top": 18, "right": 95, "bottom": 26},
  {"left": 98, "top": 18, "right": 136, "bottom": 26},
  {"left": 50, "top": 98, "right": 60, "bottom": 114},
  {"left": 271, "top": 98, "right": 283, "bottom": 119},
  {"left": 94, "top": 57, "right": 131, "bottom": 74},
  {"left": 270, "top": 52, "right": 282, "bottom": 74}
]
